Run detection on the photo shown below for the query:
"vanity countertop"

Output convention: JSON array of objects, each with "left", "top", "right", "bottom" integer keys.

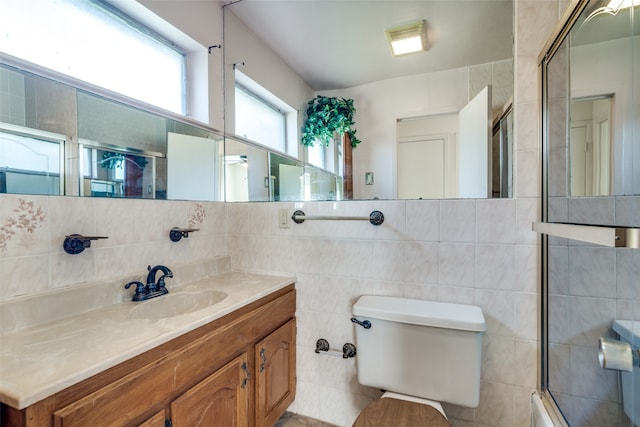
[{"left": 0, "top": 272, "right": 295, "bottom": 410}]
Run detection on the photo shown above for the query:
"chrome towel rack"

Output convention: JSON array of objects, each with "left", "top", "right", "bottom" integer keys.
[
  {"left": 291, "top": 210, "right": 384, "bottom": 226},
  {"left": 533, "top": 222, "right": 640, "bottom": 248}
]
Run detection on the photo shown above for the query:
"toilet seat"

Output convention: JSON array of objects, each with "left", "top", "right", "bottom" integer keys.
[{"left": 353, "top": 397, "right": 452, "bottom": 427}]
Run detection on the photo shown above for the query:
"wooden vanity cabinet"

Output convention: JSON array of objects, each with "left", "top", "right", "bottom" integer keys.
[
  {"left": 255, "top": 319, "right": 296, "bottom": 427},
  {"left": 170, "top": 353, "right": 250, "bottom": 427},
  {"left": 137, "top": 410, "right": 166, "bottom": 427},
  {"left": 1, "top": 285, "right": 296, "bottom": 427}
]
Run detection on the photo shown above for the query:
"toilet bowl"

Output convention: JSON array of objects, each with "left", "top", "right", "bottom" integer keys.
[{"left": 351, "top": 296, "right": 486, "bottom": 427}]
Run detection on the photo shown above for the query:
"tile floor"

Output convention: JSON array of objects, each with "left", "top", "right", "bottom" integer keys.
[{"left": 275, "top": 412, "right": 339, "bottom": 427}]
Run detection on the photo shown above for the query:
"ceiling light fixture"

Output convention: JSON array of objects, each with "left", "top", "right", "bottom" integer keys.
[{"left": 385, "top": 20, "right": 426, "bottom": 56}]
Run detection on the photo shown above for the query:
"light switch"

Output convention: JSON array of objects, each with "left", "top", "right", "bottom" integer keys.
[{"left": 278, "top": 208, "right": 289, "bottom": 228}]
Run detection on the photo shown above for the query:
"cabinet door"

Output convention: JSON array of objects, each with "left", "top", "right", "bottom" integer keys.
[
  {"left": 137, "top": 410, "right": 166, "bottom": 427},
  {"left": 171, "top": 353, "right": 250, "bottom": 427},
  {"left": 255, "top": 319, "right": 296, "bottom": 427}
]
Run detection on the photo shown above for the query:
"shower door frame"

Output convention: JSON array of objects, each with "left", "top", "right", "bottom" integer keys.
[{"left": 537, "top": 0, "right": 590, "bottom": 424}]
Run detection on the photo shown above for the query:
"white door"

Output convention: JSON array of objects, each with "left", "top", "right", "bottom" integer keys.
[
  {"left": 396, "top": 114, "right": 458, "bottom": 199},
  {"left": 458, "top": 86, "right": 492, "bottom": 198},
  {"left": 279, "top": 164, "right": 303, "bottom": 201},
  {"left": 570, "top": 121, "right": 591, "bottom": 196},
  {"left": 167, "top": 132, "right": 220, "bottom": 201},
  {"left": 397, "top": 137, "right": 446, "bottom": 199}
]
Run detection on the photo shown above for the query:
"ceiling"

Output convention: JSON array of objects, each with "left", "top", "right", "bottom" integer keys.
[{"left": 225, "top": 0, "right": 514, "bottom": 91}]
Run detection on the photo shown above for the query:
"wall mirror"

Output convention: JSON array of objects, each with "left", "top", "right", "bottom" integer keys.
[
  {"left": 0, "top": 63, "right": 225, "bottom": 201},
  {"left": 1, "top": 0, "right": 515, "bottom": 203},
  {"left": 223, "top": 0, "right": 514, "bottom": 201},
  {"left": 541, "top": 0, "right": 639, "bottom": 425},
  {"left": 545, "top": 0, "right": 640, "bottom": 198}
]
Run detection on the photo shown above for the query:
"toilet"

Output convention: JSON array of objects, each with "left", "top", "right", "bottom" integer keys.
[{"left": 351, "top": 295, "right": 487, "bottom": 426}]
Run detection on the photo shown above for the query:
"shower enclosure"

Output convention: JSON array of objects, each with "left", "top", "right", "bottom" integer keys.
[{"left": 538, "top": 0, "right": 639, "bottom": 426}]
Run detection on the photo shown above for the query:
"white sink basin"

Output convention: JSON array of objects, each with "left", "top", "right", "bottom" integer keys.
[{"left": 128, "top": 290, "right": 227, "bottom": 319}]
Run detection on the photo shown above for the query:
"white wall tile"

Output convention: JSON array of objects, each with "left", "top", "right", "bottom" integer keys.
[
  {"left": 404, "top": 241, "right": 439, "bottom": 284},
  {"left": 515, "top": 198, "right": 539, "bottom": 245},
  {"left": 476, "top": 199, "right": 516, "bottom": 244},
  {"left": 568, "top": 297, "right": 616, "bottom": 346},
  {"left": 405, "top": 200, "right": 439, "bottom": 241},
  {"left": 439, "top": 243, "right": 476, "bottom": 287},
  {"left": 570, "top": 345, "right": 618, "bottom": 402},
  {"left": 476, "top": 381, "right": 515, "bottom": 427},
  {"left": 516, "top": 245, "right": 538, "bottom": 293},
  {"left": 514, "top": 293, "right": 538, "bottom": 340},
  {"left": 568, "top": 247, "right": 615, "bottom": 298},
  {"left": 515, "top": 150, "right": 539, "bottom": 198},
  {"left": 440, "top": 200, "right": 476, "bottom": 243},
  {"left": 0, "top": 195, "right": 50, "bottom": 257},
  {"left": 438, "top": 286, "right": 476, "bottom": 305},
  {"left": 476, "top": 289, "right": 516, "bottom": 337},
  {"left": 476, "top": 244, "right": 517, "bottom": 290},
  {"left": 570, "top": 396, "right": 623, "bottom": 427},
  {"left": 482, "top": 334, "right": 515, "bottom": 384},
  {"left": 514, "top": 340, "right": 538, "bottom": 389},
  {"left": 372, "top": 240, "right": 405, "bottom": 282}
]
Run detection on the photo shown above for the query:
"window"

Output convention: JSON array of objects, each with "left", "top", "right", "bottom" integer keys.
[
  {"left": 234, "top": 70, "right": 297, "bottom": 157},
  {"left": 0, "top": 124, "right": 64, "bottom": 195},
  {"left": 235, "top": 84, "right": 287, "bottom": 153},
  {"left": 307, "top": 136, "right": 341, "bottom": 175},
  {"left": 0, "top": 0, "right": 186, "bottom": 114}
]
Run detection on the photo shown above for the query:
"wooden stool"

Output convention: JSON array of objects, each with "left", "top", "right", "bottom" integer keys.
[{"left": 353, "top": 398, "right": 451, "bottom": 427}]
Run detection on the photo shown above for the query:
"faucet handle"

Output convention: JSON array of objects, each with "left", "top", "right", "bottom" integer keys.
[
  {"left": 124, "top": 281, "right": 147, "bottom": 301},
  {"left": 157, "top": 273, "right": 173, "bottom": 290}
]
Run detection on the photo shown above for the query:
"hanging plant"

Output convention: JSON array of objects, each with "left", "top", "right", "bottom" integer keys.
[
  {"left": 100, "top": 152, "right": 148, "bottom": 170},
  {"left": 301, "top": 95, "right": 361, "bottom": 148}
]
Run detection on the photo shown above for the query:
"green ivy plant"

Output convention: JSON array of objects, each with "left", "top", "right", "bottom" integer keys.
[
  {"left": 100, "top": 152, "right": 148, "bottom": 170},
  {"left": 301, "top": 95, "right": 361, "bottom": 148}
]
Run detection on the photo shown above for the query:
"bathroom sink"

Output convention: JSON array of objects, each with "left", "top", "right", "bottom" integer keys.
[{"left": 128, "top": 289, "right": 227, "bottom": 319}]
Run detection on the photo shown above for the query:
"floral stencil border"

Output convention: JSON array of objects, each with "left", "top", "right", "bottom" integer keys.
[
  {"left": 188, "top": 203, "right": 206, "bottom": 228},
  {"left": 0, "top": 199, "right": 46, "bottom": 252}
]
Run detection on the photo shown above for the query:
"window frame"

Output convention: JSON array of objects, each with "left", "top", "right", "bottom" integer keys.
[
  {"left": 233, "top": 70, "right": 298, "bottom": 158},
  {"left": 234, "top": 82, "right": 288, "bottom": 153},
  {"left": 0, "top": 0, "right": 188, "bottom": 115}
]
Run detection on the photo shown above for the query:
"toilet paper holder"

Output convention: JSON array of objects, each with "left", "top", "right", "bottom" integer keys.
[
  {"left": 598, "top": 337, "right": 640, "bottom": 372},
  {"left": 315, "top": 338, "right": 357, "bottom": 359}
]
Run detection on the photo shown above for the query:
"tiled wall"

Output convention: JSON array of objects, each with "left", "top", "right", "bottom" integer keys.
[
  {"left": 0, "top": 195, "right": 227, "bottom": 300},
  {"left": 547, "top": 196, "right": 640, "bottom": 426},
  {"left": 0, "top": 195, "right": 539, "bottom": 427},
  {"left": 225, "top": 198, "right": 539, "bottom": 426}
]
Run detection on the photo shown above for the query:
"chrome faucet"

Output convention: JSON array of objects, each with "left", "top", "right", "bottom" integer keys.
[{"left": 124, "top": 264, "right": 173, "bottom": 301}]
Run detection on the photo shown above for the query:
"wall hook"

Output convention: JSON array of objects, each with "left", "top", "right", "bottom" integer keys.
[
  {"left": 208, "top": 44, "right": 222, "bottom": 54},
  {"left": 169, "top": 227, "right": 199, "bottom": 242},
  {"left": 63, "top": 234, "right": 108, "bottom": 255},
  {"left": 233, "top": 61, "right": 245, "bottom": 70}
]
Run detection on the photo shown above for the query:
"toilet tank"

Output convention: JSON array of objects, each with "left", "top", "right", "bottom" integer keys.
[{"left": 352, "top": 295, "right": 486, "bottom": 407}]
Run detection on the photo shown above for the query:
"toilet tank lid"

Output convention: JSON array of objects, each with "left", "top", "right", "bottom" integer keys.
[
  {"left": 613, "top": 320, "right": 640, "bottom": 343},
  {"left": 353, "top": 296, "right": 487, "bottom": 332}
]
